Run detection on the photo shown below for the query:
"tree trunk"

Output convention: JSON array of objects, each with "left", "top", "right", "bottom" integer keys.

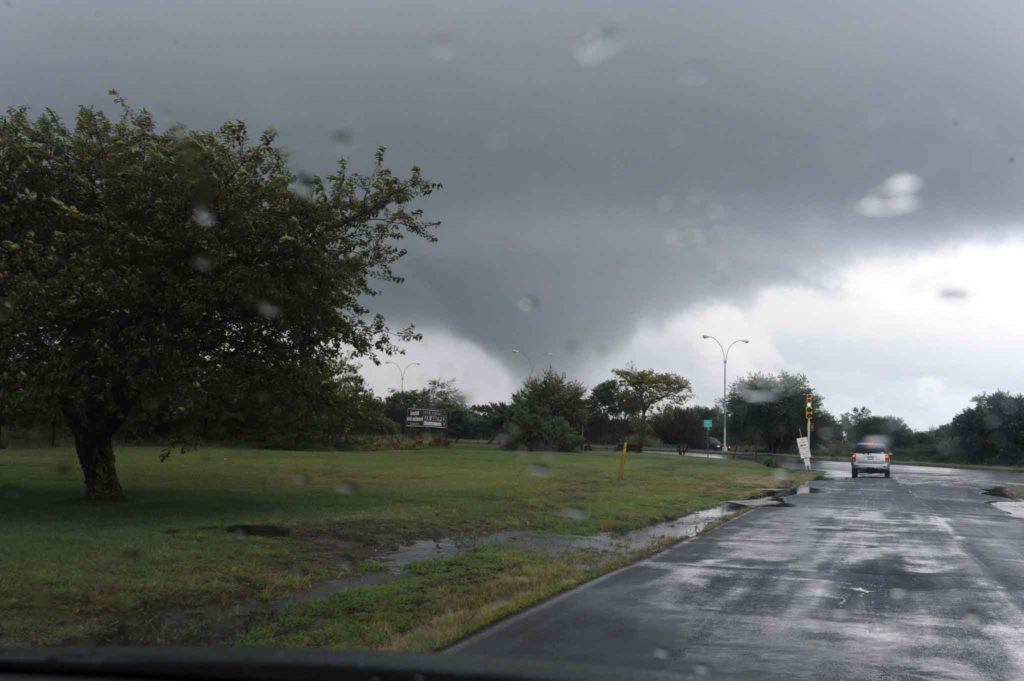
[
  {"left": 71, "top": 428, "right": 124, "bottom": 500},
  {"left": 61, "top": 400, "right": 126, "bottom": 501}
]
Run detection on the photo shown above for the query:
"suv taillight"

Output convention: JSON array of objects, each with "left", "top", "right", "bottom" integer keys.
[
  {"left": 851, "top": 453, "right": 856, "bottom": 460},
  {"left": 885, "top": 453, "right": 891, "bottom": 462}
]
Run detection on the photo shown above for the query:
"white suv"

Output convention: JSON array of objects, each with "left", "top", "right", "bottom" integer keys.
[{"left": 851, "top": 442, "right": 891, "bottom": 478}]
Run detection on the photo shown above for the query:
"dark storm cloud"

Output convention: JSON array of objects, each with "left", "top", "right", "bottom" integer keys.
[{"left": 4, "top": 0, "right": 1024, "bottom": 373}]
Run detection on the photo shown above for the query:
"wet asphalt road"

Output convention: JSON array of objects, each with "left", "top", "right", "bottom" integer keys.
[{"left": 451, "top": 461, "right": 1024, "bottom": 680}]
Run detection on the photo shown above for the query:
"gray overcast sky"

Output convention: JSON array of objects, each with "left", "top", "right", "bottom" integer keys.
[{"left": 5, "top": 0, "right": 1024, "bottom": 428}]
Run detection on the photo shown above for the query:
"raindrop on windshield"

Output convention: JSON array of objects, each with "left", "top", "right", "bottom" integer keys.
[
  {"left": 334, "top": 482, "right": 357, "bottom": 495},
  {"left": 257, "top": 301, "right": 282, "bottom": 320},
  {"left": 938, "top": 288, "right": 968, "bottom": 300},
  {"left": 574, "top": 25, "right": 622, "bottom": 67},
  {"left": 562, "top": 507, "right": 587, "bottom": 521},
  {"left": 485, "top": 132, "right": 509, "bottom": 151},
  {"left": 294, "top": 474, "right": 309, "bottom": 486},
  {"left": 430, "top": 34, "right": 457, "bottom": 62},
  {"left": 855, "top": 173, "right": 922, "bottom": 218},
  {"left": 332, "top": 129, "right": 353, "bottom": 145},
  {"left": 191, "top": 256, "right": 213, "bottom": 273},
  {"left": 192, "top": 206, "right": 216, "bottom": 227},
  {"left": 680, "top": 59, "right": 711, "bottom": 88},
  {"left": 528, "top": 463, "right": 551, "bottom": 478},
  {"left": 652, "top": 648, "right": 670, "bottom": 660},
  {"left": 518, "top": 295, "right": 539, "bottom": 313}
]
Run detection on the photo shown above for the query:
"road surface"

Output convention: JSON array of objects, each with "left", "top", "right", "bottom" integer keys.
[{"left": 451, "top": 461, "right": 1024, "bottom": 680}]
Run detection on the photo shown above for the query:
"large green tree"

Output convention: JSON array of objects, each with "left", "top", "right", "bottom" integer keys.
[
  {"left": 611, "top": 366, "right": 693, "bottom": 450},
  {"left": 0, "top": 96, "right": 440, "bottom": 499},
  {"left": 506, "top": 369, "right": 587, "bottom": 451},
  {"left": 950, "top": 392, "right": 1024, "bottom": 465},
  {"left": 727, "top": 371, "right": 834, "bottom": 453}
]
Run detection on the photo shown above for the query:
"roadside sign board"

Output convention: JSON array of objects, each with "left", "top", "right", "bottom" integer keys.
[
  {"left": 796, "top": 436, "right": 811, "bottom": 459},
  {"left": 703, "top": 419, "right": 713, "bottom": 429},
  {"left": 406, "top": 408, "right": 447, "bottom": 429}
]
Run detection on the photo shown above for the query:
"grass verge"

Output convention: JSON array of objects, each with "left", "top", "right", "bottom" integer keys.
[{"left": 1, "top": 446, "right": 814, "bottom": 648}]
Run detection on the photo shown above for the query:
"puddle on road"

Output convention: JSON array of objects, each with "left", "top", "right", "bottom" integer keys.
[
  {"left": 990, "top": 501, "right": 1024, "bottom": 519},
  {"left": 982, "top": 486, "right": 1013, "bottom": 499}
]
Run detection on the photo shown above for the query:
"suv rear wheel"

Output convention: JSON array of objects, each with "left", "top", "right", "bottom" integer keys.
[{"left": 852, "top": 468, "right": 858, "bottom": 478}]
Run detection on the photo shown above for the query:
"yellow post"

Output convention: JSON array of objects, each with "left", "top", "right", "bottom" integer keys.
[{"left": 618, "top": 440, "right": 628, "bottom": 479}]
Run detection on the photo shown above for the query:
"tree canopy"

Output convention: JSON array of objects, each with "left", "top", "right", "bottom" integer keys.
[
  {"left": 0, "top": 96, "right": 440, "bottom": 499},
  {"left": 611, "top": 366, "right": 692, "bottom": 450},
  {"left": 505, "top": 369, "right": 587, "bottom": 451},
  {"left": 726, "top": 371, "right": 835, "bottom": 453}
]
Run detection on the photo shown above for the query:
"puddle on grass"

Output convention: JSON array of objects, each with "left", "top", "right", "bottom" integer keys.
[{"left": 111, "top": 484, "right": 817, "bottom": 645}]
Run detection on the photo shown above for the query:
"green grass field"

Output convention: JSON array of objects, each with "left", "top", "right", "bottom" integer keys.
[{"left": 0, "top": 446, "right": 812, "bottom": 649}]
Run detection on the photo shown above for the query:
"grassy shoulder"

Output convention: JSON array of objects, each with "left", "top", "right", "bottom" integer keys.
[{"left": 0, "top": 446, "right": 813, "bottom": 648}]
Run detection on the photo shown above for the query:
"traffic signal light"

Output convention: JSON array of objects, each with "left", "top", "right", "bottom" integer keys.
[{"left": 805, "top": 393, "right": 813, "bottom": 420}]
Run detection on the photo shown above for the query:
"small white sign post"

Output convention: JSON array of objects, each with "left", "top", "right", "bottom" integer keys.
[{"left": 797, "top": 436, "right": 811, "bottom": 470}]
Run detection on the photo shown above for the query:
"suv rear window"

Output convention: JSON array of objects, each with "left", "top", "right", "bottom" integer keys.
[{"left": 854, "top": 444, "right": 887, "bottom": 453}]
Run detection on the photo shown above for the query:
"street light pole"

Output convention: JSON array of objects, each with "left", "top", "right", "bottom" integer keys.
[
  {"left": 701, "top": 335, "right": 750, "bottom": 452},
  {"left": 385, "top": 361, "right": 420, "bottom": 392},
  {"left": 512, "top": 349, "right": 553, "bottom": 377}
]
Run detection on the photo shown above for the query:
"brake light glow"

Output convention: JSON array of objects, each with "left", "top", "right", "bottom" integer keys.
[
  {"left": 851, "top": 453, "right": 856, "bottom": 460},
  {"left": 885, "top": 454, "right": 891, "bottom": 462}
]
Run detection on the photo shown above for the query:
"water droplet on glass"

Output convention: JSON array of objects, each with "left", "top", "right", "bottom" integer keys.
[
  {"left": 890, "top": 587, "right": 906, "bottom": 601},
  {"left": 191, "top": 256, "right": 213, "bottom": 273},
  {"left": 855, "top": 172, "right": 922, "bottom": 218},
  {"left": 574, "top": 25, "right": 622, "bottom": 67},
  {"left": 1011, "top": 157, "right": 1017, "bottom": 164},
  {"left": 562, "top": 507, "right": 587, "bottom": 521},
  {"left": 171, "top": 37, "right": 179, "bottom": 46},
  {"left": 705, "top": 202, "right": 727, "bottom": 222},
  {"left": 294, "top": 474, "right": 309, "bottom": 486},
  {"left": 938, "top": 287, "right": 968, "bottom": 300},
  {"left": 485, "top": 132, "right": 509, "bottom": 151},
  {"left": 257, "top": 301, "right": 282, "bottom": 320},
  {"left": 332, "top": 129, "right": 353, "bottom": 145},
  {"left": 680, "top": 59, "right": 711, "bottom": 88},
  {"left": 528, "top": 463, "right": 551, "bottom": 478},
  {"left": 772, "top": 469, "right": 790, "bottom": 483},
  {"left": 430, "top": 34, "right": 456, "bottom": 62},
  {"left": 984, "top": 413, "right": 1002, "bottom": 430},
  {"left": 122, "top": 548, "right": 143, "bottom": 560},
  {"left": 334, "top": 482, "right": 356, "bottom": 495},
  {"left": 738, "top": 387, "right": 780, "bottom": 404},
  {"left": 693, "top": 664, "right": 710, "bottom": 678},
  {"left": 652, "top": 648, "right": 669, "bottom": 660},
  {"left": 564, "top": 338, "right": 580, "bottom": 355},
  {"left": 518, "top": 295, "right": 539, "bottom": 313},
  {"left": 881, "top": 173, "right": 923, "bottom": 196},
  {"left": 192, "top": 206, "right": 216, "bottom": 227}
]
